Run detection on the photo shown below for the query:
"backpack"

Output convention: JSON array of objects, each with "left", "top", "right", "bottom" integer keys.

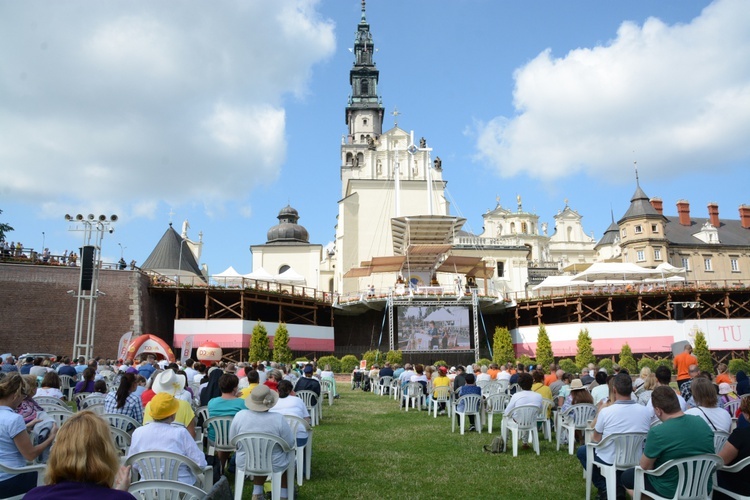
[{"left": 483, "top": 436, "right": 504, "bottom": 454}]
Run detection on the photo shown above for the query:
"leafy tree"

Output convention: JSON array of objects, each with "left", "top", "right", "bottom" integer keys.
[
  {"left": 598, "top": 358, "right": 614, "bottom": 374},
  {"left": 618, "top": 343, "right": 637, "bottom": 374},
  {"left": 271, "top": 322, "right": 292, "bottom": 364},
  {"left": 728, "top": 359, "right": 750, "bottom": 375},
  {"left": 0, "top": 210, "right": 13, "bottom": 242},
  {"left": 692, "top": 330, "right": 713, "bottom": 373},
  {"left": 433, "top": 360, "right": 448, "bottom": 367},
  {"left": 478, "top": 358, "right": 492, "bottom": 367},
  {"left": 518, "top": 354, "right": 533, "bottom": 367},
  {"left": 248, "top": 321, "right": 270, "bottom": 363},
  {"left": 637, "top": 357, "right": 658, "bottom": 372},
  {"left": 654, "top": 357, "right": 674, "bottom": 374},
  {"left": 558, "top": 358, "right": 579, "bottom": 375},
  {"left": 492, "top": 326, "right": 515, "bottom": 366},
  {"left": 575, "top": 328, "right": 595, "bottom": 371},
  {"left": 340, "top": 355, "right": 359, "bottom": 373},
  {"left": 535, "top": 324, "right": 554, "bottom": 369},
  {"left": 317, "top": 355, "right": 341, "bottom": 373},
  {"left": 361, "top": 349, "right": 383, "bottom": 367},
  {"left": 386, "top": 350, "right": 403, "bottom": 365}
]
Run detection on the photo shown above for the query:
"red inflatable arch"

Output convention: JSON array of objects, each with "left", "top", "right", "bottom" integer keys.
[{"left": 125, "top": 334, "right": 176, "bottom": 362}]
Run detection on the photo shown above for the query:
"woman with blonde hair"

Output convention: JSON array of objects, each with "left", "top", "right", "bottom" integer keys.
[
  {"left": 24, "top": 411, "right": 132, "bottom": 498},
  {"left": 0, "top": 373, "right": 57, "bottom": 498}
]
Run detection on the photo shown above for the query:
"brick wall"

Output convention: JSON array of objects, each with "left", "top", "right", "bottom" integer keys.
[{"left": 0, "top": 263, "right": 157, "bottom": 359}]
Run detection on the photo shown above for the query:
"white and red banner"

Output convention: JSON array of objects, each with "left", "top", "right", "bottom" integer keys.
[
  {"left": 173, "top": 319, "right": 334, "bottom": 351},
  {"left": 117, "top": 331, "right": 132, "bottom": 360},
  {"left": 180, "top": 335, "right": 194, "bottom": 364}
]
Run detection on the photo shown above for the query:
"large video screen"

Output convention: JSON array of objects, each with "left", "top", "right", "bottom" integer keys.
[{"left": 396, "top": 306, "right": 471, "bottom": 351}]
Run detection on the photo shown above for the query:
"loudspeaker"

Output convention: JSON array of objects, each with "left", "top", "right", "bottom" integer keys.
[
  {"left": 80, "top": 245, "right": 95, "bottom": 291},
  {"left": 673, "top": 303, "right": 684, "bottom": 321}
]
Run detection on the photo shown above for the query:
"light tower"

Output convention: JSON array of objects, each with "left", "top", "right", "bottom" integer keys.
[{"left": 64, "top": 213, "right": 118, "bottom": 360}]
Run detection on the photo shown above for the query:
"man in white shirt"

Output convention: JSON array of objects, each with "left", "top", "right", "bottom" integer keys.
[
  {"left": 504, "top": 372, "right": 542, "bottom": 416},
  {"left": 183, "top": 359, "right": 199, "bottom": 384},
  {"left": 578, "top": 373, "right": 652, "bottom": 500},
  {"left": 496, "top": 364, "right": 512, "bottom": 383}
]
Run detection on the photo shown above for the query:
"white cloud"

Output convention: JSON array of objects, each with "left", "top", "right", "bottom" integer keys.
[
  {"left": 0, "top": 0, "right": 334, "bottom": 213},
  {"left": 475, "top": 0, "right": 750, "bottom": 183}
]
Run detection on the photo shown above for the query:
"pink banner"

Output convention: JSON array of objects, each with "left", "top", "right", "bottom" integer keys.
[
  {"left": 117, "top": 331, "right": 132, "bottom": 360},
  {"left": 180, "top": 335, "right": 194, "bottom": 364}
]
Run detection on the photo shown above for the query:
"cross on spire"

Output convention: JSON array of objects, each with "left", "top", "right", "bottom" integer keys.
[
  {"left": 391, "top": 106, "right": 400, "bottom": 127},
  {"left": 168, "top": 208, "right": 175, "bottom": 225}
]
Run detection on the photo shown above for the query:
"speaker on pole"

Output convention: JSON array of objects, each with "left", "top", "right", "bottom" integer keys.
[
  {"left": 80, "top": 245, "right": 95, "bottom": 291},
  {"left": 673, "top": 303, "right": 684, "bottom": 321}
]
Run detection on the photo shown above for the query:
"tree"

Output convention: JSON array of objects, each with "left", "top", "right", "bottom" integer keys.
[
  {"left": 575, "top": 328, "right": 595, "bottom": 371},
  {"left": 618, "top": 343, "right": 637, "bottom": 374},
  {"left": 272, "top": 322, "right": 292, "bottom": 364},
  {"left": 535, "top": 324, "right": 554, "bottom": 369},
  {"left": 248, "top": 321, "right": 270, "bottom": 363},
  {"left": 693, "top": 330, "right": 713, "bottom": 373},
  {"left": 492, "top": 326, "right": 515, "bottom": 366},
  {"left": 0, "top": 210, "right": 13, "bottom": 242}
]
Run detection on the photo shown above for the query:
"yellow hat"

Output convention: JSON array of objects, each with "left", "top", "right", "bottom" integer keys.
[{"left": 149, "top": 392, "right": 179, "bottom": 420}]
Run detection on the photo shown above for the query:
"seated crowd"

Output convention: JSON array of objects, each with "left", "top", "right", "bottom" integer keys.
[{"left": 0, "top": 353, "right": 324, "bottom": 499}]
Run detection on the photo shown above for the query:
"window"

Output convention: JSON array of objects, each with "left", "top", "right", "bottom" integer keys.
[
  {"left": 363, "top": 118, "right": 368, "bottom": 126},
  {"left": 621, "top": 228, "right": 627, "bottom": 238},
  {"left": 651, "top": 224, "right": 659, "bottom": 233},
  {"left": 497, "top": 262, "right": 505, "bottom": 278},
  {"left": 361, "top": 80, "right": 369, "bottom": 95},
  {"left": 681, "top": 257, "right": 691, "bottom": 271},
  {"left": 279, "top": 265, "right": 290, "bottom": 274},
  {"left": 521, "top": 222, "right": 528, "bottom": 234},
  {"left": 731, "top": 258, "right": 740, "bottom": 272},
  {"left": 704, "top": 258, "right": 712, "bottom": 271},
  {"left": 634, "top": 225, "right": 643, "bottom": 234},
  {"left": 654, "top": 248, "right": 662, "bottom": 261},
  {"left": 636, "top": 250, "right": 645, "bottom": 262},
  {"left": 510, "top": 222, "right": 516, "bottom": 234}
]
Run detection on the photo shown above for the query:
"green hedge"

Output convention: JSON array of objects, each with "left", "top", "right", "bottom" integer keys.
[
  {"left": 340, "top": 355, "right": 359, "bottom": 374},
  {"left": 559, "top": 358, "right": 579, "bottom": 375},
  {"left": 728, "top": 359, "right": 750, "bottom": 375},
  {"left": 317, "top": 355, "right": 341, "bottom": 373}
]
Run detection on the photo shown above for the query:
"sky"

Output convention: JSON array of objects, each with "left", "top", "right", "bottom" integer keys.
[{"left": 1, "top": 0, "right": 749, "bottom": 277}]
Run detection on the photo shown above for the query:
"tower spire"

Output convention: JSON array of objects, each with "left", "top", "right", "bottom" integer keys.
[
  {"left": 361, "top": 0, "right": 366, "bottom": 22},
  {"left": 634, "top": 160, "right": 640, "bottom": 187}
]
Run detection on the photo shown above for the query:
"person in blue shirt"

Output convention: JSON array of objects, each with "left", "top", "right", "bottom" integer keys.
[{"left": 457, "top": 373, "right": 482, "bottom": 431}]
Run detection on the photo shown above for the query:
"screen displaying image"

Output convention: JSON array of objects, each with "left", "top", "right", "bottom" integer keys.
[{"left": 396, "top": 306, "right": 471, "bottom": 351}]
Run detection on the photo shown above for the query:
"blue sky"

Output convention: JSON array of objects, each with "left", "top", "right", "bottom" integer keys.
[{"left": 1, "top": 0, "right": 748, "bottom": 277}]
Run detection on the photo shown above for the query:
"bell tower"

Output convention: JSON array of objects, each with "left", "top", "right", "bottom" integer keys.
[{"left": 345, "top": 0, "right": 383, "bottom": 143}]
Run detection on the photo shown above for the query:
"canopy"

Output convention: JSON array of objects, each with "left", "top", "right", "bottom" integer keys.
[
  {"left": 213, "top": 266, "right": 244, "bottom": 286},
  {"left": 424, "top": 308, "right": 456, "bottom": 322},
  {"left": 245, "top": 267, "right": 275, "bottom": 282},
  {"left": 276, "top": 267, "right": 306, "bottom": 284},
  {"left": 572, "top": 262, "right": 660, "bottom": 282},
  {"left": 532, "top": 275, "right": 589, "bottom": 291},
  {"left": 655, "top": 263, "right": 687, "bottom": 277}
]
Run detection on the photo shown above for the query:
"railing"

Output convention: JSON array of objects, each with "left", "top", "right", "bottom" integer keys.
[{"left": 0, "top": 248, "right": 133, "bottom": 271}]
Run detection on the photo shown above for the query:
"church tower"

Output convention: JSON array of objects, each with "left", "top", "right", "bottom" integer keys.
[{"left": 344, "top": 1, "right": 383, "bottom": 145}]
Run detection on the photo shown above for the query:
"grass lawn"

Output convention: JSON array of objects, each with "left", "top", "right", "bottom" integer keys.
[{"left": 270, "top": 387, "right": 588, "bottom": 500}]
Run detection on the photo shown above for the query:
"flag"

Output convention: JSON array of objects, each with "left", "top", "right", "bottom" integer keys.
[
  {"left": 181, "top": 335, "right": 194, "bottom": 364},
  {"left": 117, "top": 331, "right": 132, "bottom": 361}
]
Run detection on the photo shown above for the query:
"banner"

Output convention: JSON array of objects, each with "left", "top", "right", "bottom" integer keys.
[
  {"left": 117, "top": 331, "right": 132, "bottom": 361},
  {"left": 180, "top": 335, "right": 194, "bottom": 364}
]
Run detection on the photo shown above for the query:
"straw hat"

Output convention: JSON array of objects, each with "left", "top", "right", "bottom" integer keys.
[
  {"left": 570, "top": 379, "right": 586, "bottom": 391},
  {"left": 149, "top": 393, "right": 179, "bottom": 420},
  {"left": 152, "top": 369, "right": 182, "bottom": 395},
  {"left": 245, "top": 385, "right": 279, "bottom": 412}
]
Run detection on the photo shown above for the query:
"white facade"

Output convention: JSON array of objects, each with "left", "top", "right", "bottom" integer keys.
[{"left": 250, "top": 243, "right": 322, "bottom": 289}]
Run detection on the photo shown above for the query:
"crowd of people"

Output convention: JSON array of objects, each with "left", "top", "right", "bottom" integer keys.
[{"left": 0, "top": 352, "right": 329, "bottom": 499}]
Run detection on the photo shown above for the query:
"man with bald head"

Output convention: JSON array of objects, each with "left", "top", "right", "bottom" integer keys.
[{"left": 673, "top": 344, "right": 697, "bottom": 391}]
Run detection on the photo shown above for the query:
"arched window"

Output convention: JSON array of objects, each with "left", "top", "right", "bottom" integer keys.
[
  {"left": 361, "top": 80, "right": 369, "bottom": 95},
  {"left": 346, "top": 152, "right": 353, "bottom": 165},
  {"left": 567, "top": 226, "right": 573, "bottom": 242},
  {"left": 356, "top": 152, "right": 364, "bottom": 167},
  {"left": 279, "top": 265, "right": 290, "bottom": 274},
  {"left": 360, "top": 134, "right": 365, "bottom": 143},
  {"left": 363, "top": 118, "right": 368, "bottom": 126},
  {"left": 328, "top": 278, "right": 334, "bottom": 293},
  {"left": 510, "top": 222, "right": 516, "bottom": 234},
  {"left": 521, "top": 222, "right": 528, "bottom": 234}
]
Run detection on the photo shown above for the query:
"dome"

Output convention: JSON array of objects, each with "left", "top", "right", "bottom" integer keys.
[{"left": 266, "top": 205, "right": 310, "bottom": 244}]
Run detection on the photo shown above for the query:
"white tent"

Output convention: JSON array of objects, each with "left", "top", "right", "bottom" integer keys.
[
  {"left": 424, "top": 308, "right": 456, "bottom": 323},
  {"left": 213, "top": 266, "right": 245, "bottom": 286},
  {"left": 572, "top": 262, "right": 661, "bottom": 283},
  {"left": 245, "top": 267, "right": 275, "bottom": 282},
  {"left": 532, "top": 275, "right": 589, "bottom": 291},
  {"left": 276, "top": 267, "right": 306, "bottom": 284}
]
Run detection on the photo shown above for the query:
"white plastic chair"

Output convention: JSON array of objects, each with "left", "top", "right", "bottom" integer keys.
[
  {"left": 320, "top": 378, "right": 335, "bottom": 406},
  {"left": 129, "top": 479, "right": 206, "bottom": 500},
  {"left": 59, "top": 374, "right": 75, "bottom": 400},
  {"left": 102, "top": 413, "right": 142, "bottom": 432},
  {"left": 231, "top": 432, "right": 296, "bottom": 500},
  {"left": 296, "top": 390, "right": 321, "bottom": 426},
  {"left": 204, "top": 416, "right": 235, "bottom": 459},
  {"left": 46, "top": 408, "right": 74, "bottom": 427},
  {"left": 452, "top": 394, "right": 483, "bottom": 435},
  {"left": 80, "top": 393, "right": 105, "bottom": 409},
  {"left": 476, "top": 379, "right": 489, "bottom": 391},
  {"left": 537, "top": 398, "right": 555, "bottom": 442},
  {"left": 390, "top": 378, "right": 401, "bottom": 401},
  {"left": 714, "top": 430, "right": 730, "bottom": 454},
  {"left": 283, "top": 414, "right": 313, "bottom": 486},
  {"left": 483, "top": 381, "right": 501, "bottom": 396},
  {"left": 723, "top": 399, "right": 741, "bottom": 418},
  {"left": 377, "top": 376, "right": 393, "bottom": 396},
  {"left": 632, "top": 454, "right": 723, "bottom": 500},
  {"left": 501, "top": 404, "right": 540, "bottom": 456},
  {"left": 557, "top": 403, "right": 597, "bottom": 455},
  {"left": 496, "top": 379, "right": 510, "bottom": 394},
  {"left": 584, "top": 432, "right": 647, "bottom": 500},
  {"left": 109, "top": 426, "right": 132, "bottom": 456},
  {"left": 429, "top": 386, "right": 453, "bottom": 418},
  {"left": 33, "top": 396, "right": 66, "bottom": 407},
  {"left": 0, "top": 462, "right": 46, "bottom": 500},
  {"left": 73, "top": 391, "right": 93, "bottom": 407},
  {"left": 83, "top": 402, "right": 106, "bottom": 415},
  {"left": 713, "top": 456, "right": 750, "bottom": 500},
  {"left": 484, "top": 393, "right": 510, "bottom": 433},
  {"left": 194, "top": 405, "right": 210, "bottom": 448},
  {"left": 403, "top": 382, "right": 425, "bottom": 412},
  {"left": 125, "top": 450, "right": 213, "bottom": 493}
]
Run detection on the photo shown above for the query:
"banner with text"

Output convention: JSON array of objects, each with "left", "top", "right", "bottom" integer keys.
[
  {"left": 180, "top": 335, "right": 194, "bottom": 364},
  {"left": 117, "top": 331, "right": 132, "bottom": 361}
]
